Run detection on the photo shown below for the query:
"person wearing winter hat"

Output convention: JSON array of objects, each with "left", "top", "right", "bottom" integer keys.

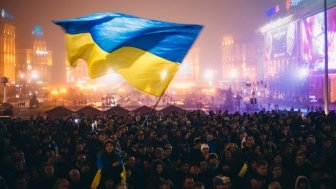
[
  {"left": 213, "top": 176, "right": 231, "bottom": 189},
  {"left": 201, "top": 143, "right": 209, "bottom": 151},
  {"left": 200, "top": 143, "right": 210, "bottom": 160}
]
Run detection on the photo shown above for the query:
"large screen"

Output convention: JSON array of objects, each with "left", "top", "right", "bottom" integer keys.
[
  {"left": 301, "top": 7, "right": 336, "bottom": 71},
  {"left": 264, "top": 21, "right": 297, "bottom": 60}
]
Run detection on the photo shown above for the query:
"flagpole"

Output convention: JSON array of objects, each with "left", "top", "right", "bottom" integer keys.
[
  {"left": 324, "top": 0, "right": 329, "bottom": 114},
  {"left": 127, "top": 96, "right": 162, "bottom": 148}
]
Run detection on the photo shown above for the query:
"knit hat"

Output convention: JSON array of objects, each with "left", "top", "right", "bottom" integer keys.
[{"left": 200, "top": 143, "right": 209, "bottom": 150}]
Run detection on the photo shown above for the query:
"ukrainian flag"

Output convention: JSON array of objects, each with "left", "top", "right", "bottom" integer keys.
[{"left": 54, "top": 13, "right": 202, "bottom": 96}]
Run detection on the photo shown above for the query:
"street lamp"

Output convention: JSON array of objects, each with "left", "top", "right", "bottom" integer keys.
[
  {"left": 51, "top": 89, "right": 59, "bottom": 106},
  {"left": 60, "top": 88, "right": 67, "bottom": 106},
  {"left": 229, "top": 68, "right": 238, "bottom": 79},
  {"left": 204, "top": 69, "right": 214, "bottom": 86}
]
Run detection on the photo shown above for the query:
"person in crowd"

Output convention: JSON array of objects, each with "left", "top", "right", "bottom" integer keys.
[
  {"left": 291, "top": 153, "right": 312, "bottom": 178},
  {"left": 182, "top": 175, "right": 194, "bottom": 189},
  {"left": 78, "top": 160, "right": 94, "bottom": 188},
  {"left": 270, "top": 164, "right": 292, "bottom": 188},
  {"left": 115, "top": 183, "right": 128, "bottom": 189},
  {"left": 51, "top": 179, "right": 69, "bottom": 189},
  {"left": 200, "top": 143, "right": 210, "bottom": 161},
  {"left": 246, "top": 160, "right": 270, "bottom": 189},
  {"left": 96, "top": 139, "right": 123, "bottom": 189},
  {"left": 146, "top": 159, "right": 170, "bottom": 189},
  {"left": 40, "top": 163, "right": 58, "bottom": 189},
  {"left": 294, "top": 176, "right": 311, "bottom": 189},
  {"left": 268, "top": 181, "right": 281, "bottom": 189},
  {"left": 200, "top": 153, "right": 220, "bottom": 188},
  {"left": 212, "top": 176, "right": 232, "bottom": 189},
  {"left": 0, "top": 110, "right": 335, "bottom": 189},
  {"left": 68, "top": 169, "right": 81, "bottom": 189},
  {"left": 194, "top": 181, "right": 205, "bottom": 189},
  {"left": 9, "top": 174, "right": 27, "bottom": 189},
  {"left": 159, "top": 180, "right": 173, "bottom": 189}
]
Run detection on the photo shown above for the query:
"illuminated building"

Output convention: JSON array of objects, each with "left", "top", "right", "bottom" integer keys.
[
  {"left": 16, "top": 49, "right": 28, "bottom": 99},
  {"left": 0, "top": 9, "right": 15, "bottom": 102},
  {"left": 16, "top": 26, "right": 52, "bottom": 98},
  {"left": 221, "top": 35, "right": 262, "bottom": 91},
  {"left": 260, "top": 0, "right": 336, "bottom": 103},
  {"left": 0, "top": 9, "right": 15, "bottom": 83},
  {"left": 29, "top": 40, "right": 52, "bottom": 84}
]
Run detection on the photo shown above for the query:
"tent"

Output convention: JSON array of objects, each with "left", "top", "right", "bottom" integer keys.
[
  {"left": 76, "top": 106, "right": 102, "bottom": 118},
  {"left": 104, "top": 106, "right": 130, "bottom": 117},
  {"left": 160, "top": 105, "right": 186, "bottom": 116},
  {"left": 132, "top": 105, "right": 157, "bottom": 115},
  {"left": 45, "top": 106, "right": 73, "bottom": 118}
]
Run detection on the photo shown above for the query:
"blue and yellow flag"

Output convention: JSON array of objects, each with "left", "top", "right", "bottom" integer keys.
[{"left": 54, "top": 13, "right": 202, "bottom": 96}]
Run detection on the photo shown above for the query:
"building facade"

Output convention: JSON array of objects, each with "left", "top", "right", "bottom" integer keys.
[
  {"left": 0, "top": 10, "right": 15, "bottom": 83},
  {"left": 222, "top": 35, "right": 262, "bottom": 93},
  {"left": 16, "top": 36, "right": 52, "bottom": 99}
]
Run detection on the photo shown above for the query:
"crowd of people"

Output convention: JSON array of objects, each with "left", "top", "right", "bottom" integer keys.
[{"left": 0, "top": 108, "right": 335, "bottom": 189}]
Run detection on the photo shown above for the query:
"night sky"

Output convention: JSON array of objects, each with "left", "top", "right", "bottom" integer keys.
[{"left": 1, "top": 0, "right": 278, "bottom": 84}]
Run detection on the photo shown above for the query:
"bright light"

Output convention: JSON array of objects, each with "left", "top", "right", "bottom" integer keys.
[
  {"left": 201, "top": 88, "right": 215, "bottom": 94},
  {"left": 171, "top": 82, "right": 194, "bottom": 89},
  {"left": 94, "top": 72, "right": 124, "bottom": 90},
  {"left": 1, "top": 9, "right": 5, "bottom": 18},
  {"left": 118, "top": 88, "right": 125, "bottom": 93},
  {"left": 31, "top": 71, "right": 39, "bottom": 79},
  {"left": 229, "top": 69, "right": 238, "bottom": 79},
  {"left": 160, "top": 70, "right": 168, "bottom": 80},
  {"left": 204, "top": 69, "right": 214, "bottom": 82},
  {"left": 297, "top": 68, "right": 309, "bottom": 79},
  {"left": 35, "top": 50, "right": 48, "bottom": 55},
  {"left": 51, "top": 90, "right": 58, "bottom": 96},
  {"left": 19, "top": 73, "right": 25, "bottom": 79},
  {"left": 60, "top": 88, "right": 67, "bottom": 94},
  {"left": 107, "top": 68, "right": 114, "bottom": 74},
  {"left": 259, "top": 15, "right": 293, "bottom": 33}
]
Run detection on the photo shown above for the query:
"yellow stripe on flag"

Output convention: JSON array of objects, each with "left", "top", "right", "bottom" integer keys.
[{"left": 66, "top": 33, "right": 179, "bottom": 96}]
